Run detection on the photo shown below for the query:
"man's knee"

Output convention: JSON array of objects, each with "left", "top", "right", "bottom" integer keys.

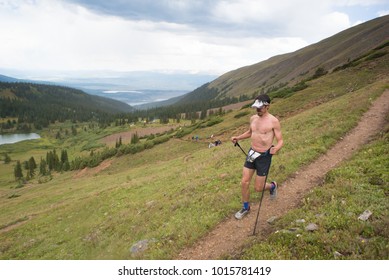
[
  {"left": 254, "top": 176, "right": 266, "bottom": 192},
  {"left": 241, "top": 178, "right": 250, "bottom": 189},
  {"left": 254, "top": 184, "right": 262, "bottom": 192}
]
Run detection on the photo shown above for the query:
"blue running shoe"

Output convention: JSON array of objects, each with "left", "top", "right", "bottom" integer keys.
[{"left": 270, "top": 181, "right": 278, "bottom": 199}]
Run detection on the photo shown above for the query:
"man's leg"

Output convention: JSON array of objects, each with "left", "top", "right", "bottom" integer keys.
[
  {"left": 242, "top": 167, "right": 255, "bottom": 203},
  {"left": 254, "top": 175, "right": 272, "bottom": 192},
  {"left": 254, "top": 175, "right": 278, "bottom": 199},
  {"left": 235, "top": 167, "right": 255, "bottom": 219}
]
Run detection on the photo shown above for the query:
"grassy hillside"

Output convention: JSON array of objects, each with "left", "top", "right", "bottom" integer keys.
[
  {"left": 0, "top": 42, "right": 387, "bottom": 259},
  {"left": 181, "top": 15, "right": 389, "bottom": 102}
]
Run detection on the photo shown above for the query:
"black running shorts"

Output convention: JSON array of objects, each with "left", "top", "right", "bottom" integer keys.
[{"left": 244, "top": 148, "right": 272, "bottom": 176}]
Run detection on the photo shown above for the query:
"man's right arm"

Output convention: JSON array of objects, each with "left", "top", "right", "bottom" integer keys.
[{"left": 231, "top": 129, "right": 252, "bottom": 144}]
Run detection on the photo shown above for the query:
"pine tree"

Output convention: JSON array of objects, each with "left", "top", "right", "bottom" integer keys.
[
  {"left": 52, "top": 149, "right": 60, "bottom": 171},
  {"left": 131, "top": 133, "right": 139, "bottom": 144},
  {"left": 14, "top": 160, "right": 23, "bottom": 180},
  {"left": 29, "top": 156, "right": 37, "bottom": 169},
  {"left": 115, "top": 137, "right": 122, "bottom": 148},
  {"left": 4, "top": 153, "right": 11, "bottom": 164},
  {"left": 47, "top": 151, "right": 54, "bottom": 171},
  {"left": 39, "top": 157, "right": 47, "bottom": 175},
  {"left": 61, "top": 150, "right": 69, "bottom": 171},
  {"left": 60, "top": 150, "right": 68, "bottom": 164},
  {"left": 28, "top": 157, "right": 37, "bottom": 178}
]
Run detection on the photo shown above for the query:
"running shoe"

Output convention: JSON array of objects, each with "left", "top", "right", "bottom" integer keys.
[
  {"left": 270, "top": 181, "right": 278, "bottom": 199},
  {"left": 235, "top": 207, "right": 250, "bottom": 219}
]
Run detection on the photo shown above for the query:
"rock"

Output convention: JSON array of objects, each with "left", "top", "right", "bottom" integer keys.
[
  {"left": 305, "top": 223, "right": 319, "bottom": 232},
  {"left": 358, "top": 210, "right": 372, "bottom": 221},
  {"left": 358, "top": 236, "right": 370, "bottom": 243},
  {"left": 334, "top": 251, "right": 343, "bottom": 258},
  {"left": 295, "top": 219, "right": 306, "bottom": 224},
  {"left": 267, "top": 216, "right": 277, "bottom": 224},
  {"left": 130, "top": 239, "right": 156, "bottom": 255},
  {"left": 146, "top": 200, "right": 155, "bottom": 207},
  {"left": 369, "top": 176, "right": 384, "bottom": 185}
]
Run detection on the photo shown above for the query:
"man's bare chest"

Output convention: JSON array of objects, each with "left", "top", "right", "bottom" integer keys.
[{"left": 251, "top": 119, "right": 273, "bottom": 135}]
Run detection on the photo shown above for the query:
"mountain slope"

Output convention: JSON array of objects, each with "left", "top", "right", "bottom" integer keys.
[{"left": 179, "top": 15, "right": 389, "bottom": 102}]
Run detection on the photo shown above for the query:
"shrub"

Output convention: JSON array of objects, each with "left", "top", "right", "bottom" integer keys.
[{"left": 234, "top": 111, "right": 250, "bottom": 119}]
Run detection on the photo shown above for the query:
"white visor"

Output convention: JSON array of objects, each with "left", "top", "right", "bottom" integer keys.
[{"left": 251, "top": 100, "right": 268, "bottom": 108}]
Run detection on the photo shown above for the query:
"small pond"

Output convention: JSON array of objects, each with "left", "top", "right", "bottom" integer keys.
[{"left": 0, "top": 133, "right": 41, "bottom": 145}]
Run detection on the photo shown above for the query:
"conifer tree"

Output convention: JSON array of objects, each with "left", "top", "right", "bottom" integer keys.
[
  {"left": 116, "top": 136, "right": 122, "bottom": 148},
  {"left": 28, "top": 157, "right": 36, "bottom": 178},
  {"left": 4, "top": 153, "right": 11, "bottom": 164},
  {"left": 14, "top": 161, "right": 23, "bottom": 180},
  {"left": 61, "top": 149, "right": 70, "bottom": 171},
  {"left": 131, "top": 133, "right": 139, "bottom": 144},
  {"left": 39, "top": 157, "right": 47, "bottom": 175}
]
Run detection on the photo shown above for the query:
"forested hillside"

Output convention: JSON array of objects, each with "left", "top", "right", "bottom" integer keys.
[{"left": 0, "top": 82, "right": 133, "bottom": 130}]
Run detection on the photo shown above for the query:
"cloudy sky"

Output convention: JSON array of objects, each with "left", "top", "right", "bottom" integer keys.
[{"left": 0, "top": 0, "right": 388, "bottom": 81}]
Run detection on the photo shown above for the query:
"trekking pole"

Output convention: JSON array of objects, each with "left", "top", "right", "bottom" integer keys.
[
  {"left": 234, "top": 141, "right": 247, "bottom": 156},
  {"left": 252, "top": 173, "right": 268, "bottom": 235}
]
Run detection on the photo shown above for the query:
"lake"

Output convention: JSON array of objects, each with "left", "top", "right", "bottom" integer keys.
[{"left": 0, "top": 133, "right": 41, "bottom": 145}]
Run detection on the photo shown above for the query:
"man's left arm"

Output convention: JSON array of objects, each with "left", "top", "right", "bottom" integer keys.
[{"left": 270, "top": 119, "right": 283, "bottom": 155}]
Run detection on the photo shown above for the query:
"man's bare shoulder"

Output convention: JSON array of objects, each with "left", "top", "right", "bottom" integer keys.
[
  {"left": 250, "top": 114, "right": 259, "bottom": 121},
  {"left": 269, "top": 114, "right": 281, "bottom": 127}
]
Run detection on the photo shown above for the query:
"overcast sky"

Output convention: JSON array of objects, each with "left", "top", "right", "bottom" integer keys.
[{"left": 0, "top": 0, "right": 388, "bottom": 81}]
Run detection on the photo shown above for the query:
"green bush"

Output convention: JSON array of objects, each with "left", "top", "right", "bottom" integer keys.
[{"left": 234, "top": 111, "right": 250, "bottom": 119}]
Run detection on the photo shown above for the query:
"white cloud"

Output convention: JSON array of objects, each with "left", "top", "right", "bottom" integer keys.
[
  {"left": 0, "top": 0, "right": 386, "bottom": 79},
  {"left": 331, "top": 0, "right": 389, "bottom": 6},
  {"left": 378, "top": 10, "right": 389, "bottom": 16},
  {"left": 212, "top": 0, "right": 271, "bottom": 23},
  {"left": 0, "top": 0, "right": 309, "bottom": 75},
  {"left": 289, "top": 11, "right": 351, "bottom": 41}
]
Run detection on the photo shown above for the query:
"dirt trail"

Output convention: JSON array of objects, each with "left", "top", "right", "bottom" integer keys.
[{"left": 177, "top": 90, "right": 389, "bottom": 260}]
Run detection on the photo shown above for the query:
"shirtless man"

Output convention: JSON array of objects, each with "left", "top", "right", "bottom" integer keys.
[{"left": 231, "top": 94, "right": 283, "bottom": 219}]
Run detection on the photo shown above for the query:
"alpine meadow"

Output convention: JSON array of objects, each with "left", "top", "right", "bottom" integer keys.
[{"left": 0, "top": 15, "right": 388, "bottom": 260}]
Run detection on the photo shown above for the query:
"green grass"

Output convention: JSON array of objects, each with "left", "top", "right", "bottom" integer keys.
[
  {"left": 0, "top": 139, "right": 241, "bottom": 259},
  {"left": 0, "top": 52, "right": 388, "bottom": 259},
  {"left": 241, "top": 132, "right": 389, "bottom": 260}
]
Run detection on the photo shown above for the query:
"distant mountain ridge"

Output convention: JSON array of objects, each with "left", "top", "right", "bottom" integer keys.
[{"left": 0, "top": 74, "right": 20, "bottom": 83}]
